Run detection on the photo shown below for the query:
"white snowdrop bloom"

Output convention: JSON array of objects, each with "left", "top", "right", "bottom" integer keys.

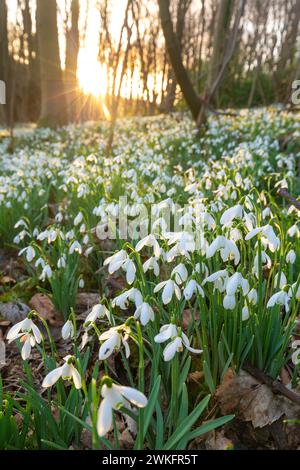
[
  {"left": 143, "top": 257, "right": 160, "bottom": 276},
  {"left": 230, "top": 228, "right": 242, "bottom": 242},
  {"left": 57, "top": 256, "right": 66, "bottom": 268},
  {"left": 286, "top": 249, "right": 296, "bottom": 264},
  {"left": 220, "top": 204, "right": 243, "bottom": 227},
  {"left": 171, "top": 263, "right": 188, "bottom": 285},
  {"left": 37, "top": 229, "right": 49, "bottom": 241},
  {"left": 245, "top": 224, "right": 280, "bottom": 252},
  {"left": 252, "top": 250, "right": 271, "bottom": 276},
  {"left": 69, "top": 240, "right": 82, "bottom": 254},
  {"left": 134, "top": 302, "right": 155, "bottom": 325},
  {"left": 165, "top": 231, "right": 195, "bottom": 255},
  {"left": 42, "top": 355, "right": 81, "bottom": 389},
  {"left": 98, "top": 326, "right": 131, "bottom": 360},
  {"left": 14, "top": 219, "right": 28, "bottom": 229},
  {"left": 262, "top": 207, "right": 272, "bottom": 219},
  {"left": 97, "top": 381, "right": 147, "bottom": 437},
  {"left": 203, "top": 269, "right": 229, "bottom": 293},
  {"left": 248, "top": 288, "right": 258, "bottom": 305},
  {"left": 223, "top": 294, "right": 236, "bottom": 310},
  {"left": 61, "top": 320, "right": 74, "bottom": 340},
  {"left": 122, "top": 259, "right": 136, "bottom": 285},
  {"left": 74, "top": 212, "right": 83, "bottom": 226},
  {"left": 242, "top": 305, "right": 249, "bottom": 321},
  {"left": 153, "top": 279, "right": 181, "bottom": 304},
  {"left": 154, "top": 324, "right": 202, "bottom": 361},
  {"left": 274, "top": 272, "right": 287, "bottom": 289},
  {"left": 18, "top": 245, "right": 35, "bottom": 262},
  {"left": 154, "top": 323, "right": 178, "bottom": 343},
  {"left": 288, "top": 282, "right": 300, "bottom": 300},
  {"left": 291, "top": 341, "right": 300, "bottom": 365},
  {"left": 39, "top": 264, "right": 52, "bottom": 281},
  {"left": 103, "top": 250, "right": 128, "bottom": 274},
  {"left": 267, "top": 290, "right": 290, "bottom": 312},
  {"left": 6, "top": 317, "right": 42, "bottom": 360},
  {"left": 85, "top": 304, "right": 111, "bottom": 325},
  {"left": 135, "top": 234, "right": 161, "bottom": 258},
  {"left": 79, "top": 278, "right": 85, "bottom": 288},
  {"left": 287, "top": 225, "right": 299, "bottom": 238},
  {"left": 206, "top": 236, "right": 240, "bottom": 265},
  {"left": 194, "top": 262, "right": 209, "bottom": 278},
  {"left": 183, "top": 279, "right": 204, "bottom": 300},
  {"left": 55, "top": 212, "right": 63, "bottom": 223},
  {"left": 226, "top": 272, "right": 249, "bottom": 296},
  {"left": 112, "top": 288, "right": 143, "bottom": 310}
]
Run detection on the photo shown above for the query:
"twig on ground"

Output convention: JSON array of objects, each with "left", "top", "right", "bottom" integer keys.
[{"left": 244, "top": 362, "right": 300, "bottom": 405}]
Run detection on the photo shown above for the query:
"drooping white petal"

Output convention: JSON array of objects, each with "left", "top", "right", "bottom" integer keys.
[
  {"left": 97, "top": 398, "right": 113, "bottom": 437},
  {"left": 42, "top": 366, "right": 63, "bottom": 388},
  {"left": 118, "top": 386, "right": 148, "bottom": 408}
]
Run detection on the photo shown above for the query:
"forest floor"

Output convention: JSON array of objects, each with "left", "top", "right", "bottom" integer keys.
[{"left": 0, "top": 108, "right": 300, "bottom": 450}]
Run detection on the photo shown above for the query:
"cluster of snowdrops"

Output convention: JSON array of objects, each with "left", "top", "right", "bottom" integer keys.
[{"left": 0, "top": 108, "right": 299, "bottom": 449}]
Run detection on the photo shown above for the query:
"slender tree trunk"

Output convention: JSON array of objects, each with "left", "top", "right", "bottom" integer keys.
[
  {"left": 65, "top": 0, "right": 79, "bottom": 122},
  {"left": 157, "top": 0, "right": 201, "bottom": 120},
  {"left": 37, "top": 0, "right": 67, "bottom": 127},
  {"left": 0, "top": 0, "right": 9, "bottom": 125}
]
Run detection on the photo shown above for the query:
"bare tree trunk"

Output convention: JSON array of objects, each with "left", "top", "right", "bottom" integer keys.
[
  {"left": 37, "top": 0, "right": 67, "bottom": 127},
  {"left": 157, "top": 0, "right": 201, "bottom": 120},
  {"left": 0, "top": 0, "right": 9, "bottom": 125},
  {"left": 65, "top": 0, "right": 80, "bottom": 122}
]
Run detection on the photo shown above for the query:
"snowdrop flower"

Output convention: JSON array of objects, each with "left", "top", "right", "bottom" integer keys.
[
  {"left": 6, "top": 316, "right": 42, "bottom": 360},
  {"left": 135, "top": 234, "right": 161, "bottom": 258},
  {"left": 18, "top": 246, "right": 35, "bottom": 262},
  {"left": 242, "top": 305, "right": 249, "bottom": 321},
  {"left": 245, "top": 224, "right": 280, "bottom": 252},
  {"left": 286, "top": 249, "right": 296, "bottom": 264},
  {"left": 288, "top": 282, "right": 300, "bottom": 300},
  {"left": 226, "top": 272, "right": 249, "bottom": 296},
  {"left": 291, "top": 341, "right": 300, "bottom": 365},
  {"left": 267, "top": 290, "right": 290, "bottom": 312},
  {"left": 112, "top": 288, "right": 143, "bottom": 310},
  {"left": 206, "top": 236, "right": 240, "bottom": 265},
  {"left": 154, "top": 279, "right": 181, "bottom": 304},
  {"left": 222, "top": 293, "right": 235, "bottom": 309},
  {"left": 165, "top": 231, "right": 195, "bottom": 256},
  {"left": 74, "top": 212, "right": 83, "bottom": 226},
  {"left": 143, "top": 257, "right": 160, "bottom": 276},
  {"left": 220, "top": 204, "right": 243, "bottom": 227},
  {"left": 154, "top": 324, "right": 202, "bottom": 361},
  {"left": 122, "top": 259, "right": 136, "bottom": 285},
  {"left": 42, "top": 355, "right": 81, "bottom": 389},
  {"left": 134, "top": 302, "right": 155, "bottom": 325},
  {"left": 98, "top": 326, "right": 131, "bottom": 360},
  {"left": 103, "top": 250, "right": 128, "bottom": 274},
  {"left": 69, "top": 240, "right": 82, "bottom": 254},
  {"left": 85, "top": 303, "right": 111, "bottom": 325},
  {"left": 57, "top": 256, "right": 66, "bottom": 268},
  {"left": 287, "top": 225, "right": 299, "bottom": 238},
  {"left": 171, "top": 263, "right": 188, "bottom": 285},
  {"left": 183, "top": 279, "right": 204, "bottom": 300},
  {"left": 39, "top": 264, "right": 52, "bottom": 281},
  {"left": 97, "top": 378, "right": 147, "bottom": 437},
  {"left": 274, "top": 272, "right": 287, "bottom": 289},
  {"left": 252, "top": 251, "right": 271, "bottom": 277},
  {"left": 203, "top": 269, "right": 229, "bottom": 293},
  {"left": 247, "top": 288, "right": 258, "bottom": 305},
  {"left": 61, "top": 319, "right": 74, "bottom": 340}
]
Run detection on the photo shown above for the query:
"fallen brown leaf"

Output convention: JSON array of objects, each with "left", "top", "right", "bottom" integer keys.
[
  {"left": 216, "top": 369, "right": 300, "bottom": 428},
  {"left": 29, "top": 293, "right": 63, "bottom": 326}
]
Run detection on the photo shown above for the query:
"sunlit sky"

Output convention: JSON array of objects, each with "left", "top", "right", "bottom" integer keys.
[{"left": 7, "top": 0, "right": 150, "bottom": 99}]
